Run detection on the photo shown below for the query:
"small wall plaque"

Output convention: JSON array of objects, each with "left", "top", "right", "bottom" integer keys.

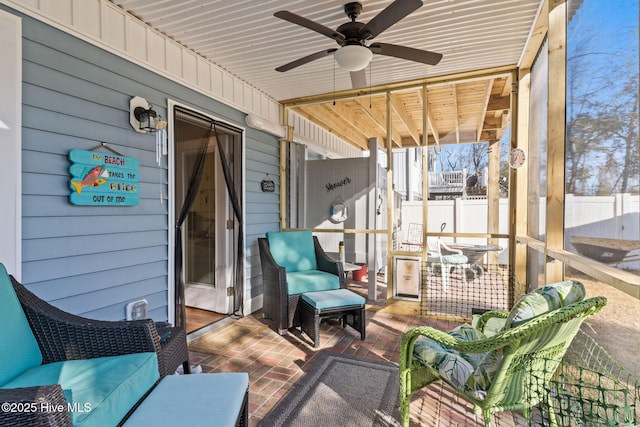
[{"left": 261, "top": 179, "right": 275, "bottom": 192}]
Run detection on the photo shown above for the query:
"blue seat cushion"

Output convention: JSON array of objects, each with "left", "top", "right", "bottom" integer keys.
[
  {"left": 267, "top": 230, "right": 318, "bottom": 272},
  {"left": 287, "top": 270, "right": 340, "bottom": 295},
  {"left": 301, "top": 289, "right": 365, "bottom": 310},
  {"left": 0, "top": 263, "right": 43, "bottom": 386},
  {"left": 123, "top": 373, "right": 249, "bottom": 427},
  {"left": 427, "top": 254, "right": 468, "bottom": 264},
  {"left": 0, "top": 352, "right": 159, "bottom": 427}
]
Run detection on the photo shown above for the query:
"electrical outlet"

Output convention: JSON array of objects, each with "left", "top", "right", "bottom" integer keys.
[{"left": 126, "top": 299, "right": 148, "bottom": 320}]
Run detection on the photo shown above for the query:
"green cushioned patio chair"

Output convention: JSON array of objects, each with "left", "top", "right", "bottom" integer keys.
[{"left": 399, "top": 280, "right": 607, "bottom": 426}]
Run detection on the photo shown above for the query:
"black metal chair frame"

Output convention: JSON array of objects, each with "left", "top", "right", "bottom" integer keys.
[{"left": 258, "top": 235, "right": 346, "bottom": 335}]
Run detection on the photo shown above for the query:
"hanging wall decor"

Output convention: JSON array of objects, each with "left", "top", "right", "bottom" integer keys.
[
  {"left": 68, "top": 145, "right": 140, "bottom": 206},
  {"left": 261, "top": 174, "right": 275, "bottom": 192}
]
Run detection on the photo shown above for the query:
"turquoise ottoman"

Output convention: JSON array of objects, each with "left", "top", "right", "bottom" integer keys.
[
  {"left": 300, "top": 289, "right": 366, "bottom": 348},
  {"left": 123, "top": 373, "right": 249, "bottom": 426}
]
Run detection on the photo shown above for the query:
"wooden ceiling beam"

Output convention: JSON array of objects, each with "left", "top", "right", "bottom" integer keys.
[
  {"left": 295, "top": 105, "right": 368, "bottom": 149},
  {"left": 483, "top": 116, "right": 504, "bottom": 129},
  {"left": 279, "top": 65, "right": 516, "bottom": 107},
  {"left": 353, "top": 99, "right": 386, "bottom": 134},
  {"left": 487, "top": 96, "right": 511, "bottom": 111},
  {"left": 330, "top": 102, "right": 377, "bottom": 139},
  {"left": 477, "top": 78, "right": 494, "bottom": 141},
  {"left": 390, "top": 93, "right": 421, "bottom": 146},
  {"left": 417, "top": 88, "right": 440, "bottom": 146},
  {"left": 438, "top": 130, "right": 478, "bottom": 145},
  {"left": 453, "top": 85, "right": 460, "bottom": 143},
  {"left": 315, "top": 104, "right": 370, "bottom": 149},
  {"left": 352, "top": 98, "right": 403, "bottom": 145}
]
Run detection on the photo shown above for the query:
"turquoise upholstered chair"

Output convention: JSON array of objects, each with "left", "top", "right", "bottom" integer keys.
[
  {"left": 258, "top": 230, "right": 345, "bottom": 335},
  {"left": 0, "top": 263, "right": 162, "bottom": 427},
  {"left": 399, "top": 280, "right": 607, "bottom": 426}
]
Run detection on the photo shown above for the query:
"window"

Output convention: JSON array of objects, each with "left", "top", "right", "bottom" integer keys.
[
  {"left": 565, "top": 0, "right": 639, "bottom": 270},
  {"left": 526, "top": 38, "right": 549, "bottom": 289}
]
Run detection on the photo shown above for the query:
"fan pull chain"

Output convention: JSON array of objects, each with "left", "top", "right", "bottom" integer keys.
[
  {"left": 369, "top": 61, "right": 372, "bottom": 108},
  {"left": 333, "top": 58, "right": 336, "bottom": 106}
]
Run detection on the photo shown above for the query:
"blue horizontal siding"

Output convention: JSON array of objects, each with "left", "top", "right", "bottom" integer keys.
[
  {"left": 2, "top": 4, "right": 281, "bottom": 320},
  {"left": 26, "top": 262, "right": 167, "bottom": 300}
]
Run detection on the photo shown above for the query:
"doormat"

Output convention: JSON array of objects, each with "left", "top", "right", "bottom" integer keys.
[
  {"left": 188, "top": 320, "right": 268, "bottom": 355},
  {"left": 258, "top": 351, "right": 401, "bottom": 427}
]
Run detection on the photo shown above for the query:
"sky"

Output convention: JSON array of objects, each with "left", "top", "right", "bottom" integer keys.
[{"left": 437, "top": 0, "right": 639, "bottom": 193}]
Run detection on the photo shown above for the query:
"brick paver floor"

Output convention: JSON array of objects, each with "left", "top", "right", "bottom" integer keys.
[{"left": 187, "top": 281, "right": 528, "bottom": 426}]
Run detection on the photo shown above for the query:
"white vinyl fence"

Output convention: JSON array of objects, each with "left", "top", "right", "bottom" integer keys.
[{"left": 400, "top": 194, "right": 640, "bottom": 269}]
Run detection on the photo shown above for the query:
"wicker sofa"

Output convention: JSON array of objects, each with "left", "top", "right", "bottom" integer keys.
[
  {"left": 258, "top": 230, "right": 345, "bottom": 335},
  {"left": 0, "top": 263, "right": 164, "bottom": 427}
]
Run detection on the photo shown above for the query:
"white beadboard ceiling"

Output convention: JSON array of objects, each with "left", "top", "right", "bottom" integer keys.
[{"left": 109, "top": 0, "right": 542, "bottom": 102}]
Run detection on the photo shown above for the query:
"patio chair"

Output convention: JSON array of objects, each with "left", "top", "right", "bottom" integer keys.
[
  {"left": 426, "top": 238, "right": 468, "bottom": 291},
  {"left": 0, "top": 264, "right": 166, "bottom": 426},
  {"left": 258, "top": 230, "right": 346, "bottom": 335},
  {"left": 399, "top": 280, "right": 607, "bottom": 427}
]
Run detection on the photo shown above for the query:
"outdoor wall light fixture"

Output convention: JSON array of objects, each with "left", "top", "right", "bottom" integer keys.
[
  {"left": 135, "top": 106, "right": 157, "bottom": 132},
  {"left": 129, "top": 96, "right": 162, "bottom": 133},
  {"left": 129, "top": 96, "right": 168, "bottom": 166},
  {"left": 130, "top": 96, "right": 157, "bottom": 133},
  {"left": 334, "top": 45, "right": 372, "bottom": 71}
]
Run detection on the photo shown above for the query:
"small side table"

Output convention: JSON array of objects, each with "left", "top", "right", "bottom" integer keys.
[{"left": 155, "top": 323, "right": 191, "bottom": 376}]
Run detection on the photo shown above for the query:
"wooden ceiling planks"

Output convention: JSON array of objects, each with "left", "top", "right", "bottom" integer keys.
[{"left": 288, "top": 72, "right": 512, "bottom": 150}]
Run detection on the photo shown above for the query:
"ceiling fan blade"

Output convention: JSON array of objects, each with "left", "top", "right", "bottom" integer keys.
[
  {"left": 275, "top": 49, "right": 337, "bottom": 72},
  {"left": 358, "top": 0, "right": 423, "bottom": 40},
  {"left": 370, "top": 42, "right": 442, "bottom": 65},
  {"left": 274, "top": 11, "right": 345, "bottom": 43},
  {"left": 350, "top": 69, "right": 367, "bottom": 89}
]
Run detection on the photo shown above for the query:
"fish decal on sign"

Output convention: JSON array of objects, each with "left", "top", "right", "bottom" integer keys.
[{"left": 71, "top": 165, "right": 109, "bottom": 194}]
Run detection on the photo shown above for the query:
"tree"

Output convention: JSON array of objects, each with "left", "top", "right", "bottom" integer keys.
[{"left": 565, "top": 0, "right": 639, "bottom": 195}]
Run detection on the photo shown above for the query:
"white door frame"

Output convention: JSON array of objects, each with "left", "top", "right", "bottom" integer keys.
[
  {"left": 167, "top": 100, "right": 246, "bottom": 323},
  {"left": 0, "top": 10, "right": 22, "bottom": 279}
]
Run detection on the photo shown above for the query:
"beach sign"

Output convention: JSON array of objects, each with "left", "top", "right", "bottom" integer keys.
[{"left": 68, "top": 149, "right": 140, "bottom": 206}]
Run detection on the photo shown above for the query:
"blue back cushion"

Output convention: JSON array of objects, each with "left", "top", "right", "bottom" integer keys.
[
  {"left": 266, "top": 231, "right": 318, "bottom": 272},
  {"left": 0, "top": 263, "right": 43, "bottom": 385}
]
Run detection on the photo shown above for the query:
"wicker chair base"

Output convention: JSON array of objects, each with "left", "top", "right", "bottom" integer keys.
[{"left": 156, "top": 324, "right": 191, "bottom": 376}]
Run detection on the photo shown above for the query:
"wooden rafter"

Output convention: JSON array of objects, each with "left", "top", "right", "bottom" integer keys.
[
  {"left": 283, "top": 68, "right": 513, "bottom": 151},
  {"left": 390, "top": 93, "right": 420, "bottom": 146},
  {"left": 352, "top": 98, "right": 403, "bottom": 145},
  {"left": 478, "top": 79, "right": 494, "bottom": 141},
  {"left": 296, "top": 105, "right": 369, "bottom": 149},
  {"left": 453, "top": 85, "right": 460, "bottom": 143},
  {"left": 417, "top": 87, "right": 439, "bottom": 146}
]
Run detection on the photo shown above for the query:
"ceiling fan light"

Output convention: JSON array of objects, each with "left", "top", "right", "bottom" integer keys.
[{"left": 334, "top": 45, "right": 372, "bottom": 71}]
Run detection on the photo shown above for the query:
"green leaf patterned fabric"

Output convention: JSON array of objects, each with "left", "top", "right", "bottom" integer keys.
[
  {"left": 412, "top": 281, "right": 588, "bottom": 401},
  {"left": 504, "top": 280, "right": 586, "bottom": 329},
  {"left": 414, "top": 325, "right": 492, "bottom": 394}
]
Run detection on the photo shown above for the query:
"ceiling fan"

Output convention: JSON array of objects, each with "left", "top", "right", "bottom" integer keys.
[{"left": 274, "top": 0, "right": 442, "bottom": 88}]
